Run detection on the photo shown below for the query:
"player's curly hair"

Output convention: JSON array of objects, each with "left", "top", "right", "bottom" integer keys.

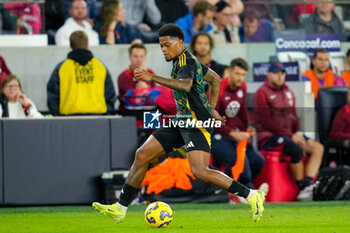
[{"left": 158, "top": 24, "right": 185, "bottom": 41}]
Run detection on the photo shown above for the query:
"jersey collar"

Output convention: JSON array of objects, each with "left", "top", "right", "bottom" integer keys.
[{"left": 173, "top": 48, "right": 187, "bottom": 63}]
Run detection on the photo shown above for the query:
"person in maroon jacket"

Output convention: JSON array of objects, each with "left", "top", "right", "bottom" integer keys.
[
  {"left": 211, "top": 58, "right": 265, "bottom": 190},
  {"left": 117, "top": 43, "right": 156, "bottom": 113},
  {"left": 330, "top": 87, "right": 350, "bottom": 140},
  {"left": 0, "top": 56, "right": 12, "bottom": 87},
  {"left": 254, "top": 61, "right": 324, "bottom": 201}
]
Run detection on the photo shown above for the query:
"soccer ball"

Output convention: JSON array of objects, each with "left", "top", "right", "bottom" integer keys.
[{"left": 144, "top": 201, "right": 173, "bottom": 228}]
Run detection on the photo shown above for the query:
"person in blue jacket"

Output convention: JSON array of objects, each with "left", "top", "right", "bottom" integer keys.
[{"left": 175, "top": 1, "right": 215, "bottom": 44}]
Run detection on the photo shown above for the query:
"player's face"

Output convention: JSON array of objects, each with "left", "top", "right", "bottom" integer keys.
[
  {"left": 70, "top": 0, "right": 87, "bottom": 21},
  {"left": 267, "top": 71, "right": 286, "bottom": 87},
  {"left": 3, "top": 79, "right": 20, "bottom": 100},
  {"left": 215, "top": 6, "right": 232, "bottom": 28},
  {"left": 243, "top": 18, "right": 259, "bottom": 37},
  {"left": 193, "top": 35, "right": 211, "bottom": 57},
  {"left": 312, "top": 52, "right": 330, "bottom": 73},
  {"left": 229, "top": 66, "right": 247, "bottom": 88},
  {"left": 129, "top": 48, "right": 147, "bottom": 69},
  {"left": 159, "top": 36, "right": 183, "bottom": 62}
]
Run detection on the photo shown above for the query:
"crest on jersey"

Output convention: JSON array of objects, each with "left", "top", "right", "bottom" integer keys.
[{"left": 225, "top": 100, "right": 240, "bottom": 118}]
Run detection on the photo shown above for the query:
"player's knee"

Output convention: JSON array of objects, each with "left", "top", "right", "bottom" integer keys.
[
  {"left": 190, "top": 166, "right": 208, "bottom": 182},
  {"left": 283, "top": 142, "right": 302, "bottom": 163},
  {"left": 134, "top": 147, "right": 152, "bottom": 166},
  {"left": 313, "top": 141, "right": 324, "bottom": 156}
]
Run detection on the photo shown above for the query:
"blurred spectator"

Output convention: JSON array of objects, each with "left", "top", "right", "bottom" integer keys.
[
  {"left": 3, "top": 3, "right": 42, "bottom": 34},
  {"left": 155, "top": 0, "right": 188, "bottom": 25},
  {"left": 212, "top": 58, "right": 265, "bottom": 189},
  {"left": 190, "top": 32, "right": 227, "bottom": 78},
  {"left": 227, "top": 0, "right": 244, "bottom": 27},
  {"left": 239, "top": 5, "right": 275, "bottom": 42},
  {"left": 120, "top": 0, "right": 161, "bottom": 42},
  {"left": 55, "top": 0, "right": 99, "bottom": 46},
  {"left": 188, "top": 0, "right": 219, "bottom": 12},
  {"left": 0, "top": 56, "right": 12, "bottom": 87},
  {"left": 290, "top": 0, "right": 317, "bottom": 26},
  {"left": 118, "top": 43, "right": 156, "bottom": 113},
  {"left": 301, "top": 0, "right": 346, "bottom": 41},
  {"left": 0, "top": 74, "right": 43, "bottom": 118},
  {"left": 254, "top": 61, "right": 324, "bottom": 201},
  {"left": 340, "top": 48, "right": 350, "bottom": 86},
  {"left": 0, "top": 4, "right": 18, "bottom": 34},
  {"left": 45, "top": 0, "right": 65, "bottom": 31},
  {"left": 64, "top": 0, "right": 97, "bottom": 26},
  {"left": 47, "top": 31, "right": 116, "bottom": 116},
  {"left": 94, "top": 0, "right": 142, "bottom": 45},
  {"left": 301, "top": 49, "right": 344, "bottom": 100},
  {"left": 175, "top": 1, "right": 215, "bottom": 44},
  {"left": 330, "top": 87, "right": 350, "bottom": 140},
  {"left": 210, "top": 1, "right": 240, "bottom": 44}
]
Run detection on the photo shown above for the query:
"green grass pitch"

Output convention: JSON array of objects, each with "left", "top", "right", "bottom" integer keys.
[{"left": 1, "top": 201, "right": 350, "bottom": 233}]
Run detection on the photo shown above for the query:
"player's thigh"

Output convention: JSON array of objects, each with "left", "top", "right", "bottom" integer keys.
[
  {"left": 187, "top": 150, "right": 211, "bottom": 175},
  {"left": 151, "top": 127, "right": 185, "bottom": 154},
  {"left": 180, "top": 128, "right": 212, "bottom": 153},
  {"left": 135, "top": 135, "right": 167, "bottom": 163}
]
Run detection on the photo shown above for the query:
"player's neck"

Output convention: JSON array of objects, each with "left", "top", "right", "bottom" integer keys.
[
  {"left": 197, "top": 54, "right": 211, "bottom": 64},
  {"left": 313, "top": 69, "right": 325, "bottom": 79}
]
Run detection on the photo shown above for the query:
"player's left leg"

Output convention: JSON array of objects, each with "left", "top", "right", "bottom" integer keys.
[
  {"left": 297, "top": 139, "right": 324, "bottom": 201},
  {"left": 302, "top": 139, "right": 324, "bottom": 179},
  {"left": 187, "top": 150, "right": 265, "bottom": 221}
]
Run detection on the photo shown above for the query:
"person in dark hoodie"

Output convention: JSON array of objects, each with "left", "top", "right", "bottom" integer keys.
[
  {"left": 47, "top": 30, "right": 117, "bottom": 115},
  {"left": 253, "top": 61, "right": 324, "bottom": 202}
]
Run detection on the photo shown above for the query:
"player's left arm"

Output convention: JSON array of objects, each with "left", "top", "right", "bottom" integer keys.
[
  {"left": 203, "top": 66, "right": 226, "bottom": 124},
  {"left": 203, "top": 67, "right": 221, "bottom": 109}
]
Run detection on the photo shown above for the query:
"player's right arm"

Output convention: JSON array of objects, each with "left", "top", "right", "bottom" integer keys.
[{"left": 134, "top": 68, "right": 193, "bottom": 92}]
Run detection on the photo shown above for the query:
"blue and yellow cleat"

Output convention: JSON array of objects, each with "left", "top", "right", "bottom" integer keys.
[
  {"left": 92, "top": 202, "right": 126, "bottom": 223},
  {"left": 247, "top": 190, "right": 265, "bottom": 222}
]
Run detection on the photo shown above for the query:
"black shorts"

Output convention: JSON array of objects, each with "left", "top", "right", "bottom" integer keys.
[{"left": 152, "top": 127, "right": 213, "bottom": 154}]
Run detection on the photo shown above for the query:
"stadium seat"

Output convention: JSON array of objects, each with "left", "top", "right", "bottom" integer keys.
[
  {"left": 317, "top": 86, "right": 350, "bottom": 167},
  {"left": 253, "top": 151, "right": 308, "bottom": 202},
  {"left": 277, "top": 51, "right": 310, "bottom": 75},
  {"left": 329, "top": 51, "right": 347, "bottom": 77}
]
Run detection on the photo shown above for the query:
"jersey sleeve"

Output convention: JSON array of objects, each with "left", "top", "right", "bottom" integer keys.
[
  {"left": 177, "top": 59, "right": 197, "bottom": 80},
  {"left": 200, "top": 63, "right": 208, "bottom": 76}
]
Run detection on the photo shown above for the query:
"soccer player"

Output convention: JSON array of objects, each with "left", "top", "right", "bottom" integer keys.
[{"left": 92, "top": 24, "right": 265, "bottom": 222}]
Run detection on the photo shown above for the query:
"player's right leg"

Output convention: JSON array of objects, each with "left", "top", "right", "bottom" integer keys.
[
  {"left": 92, "top": 135, "right": 167, "bottom": 223},
  {"left": 93, "top": 128, "right": 183, "bottom": 223}
]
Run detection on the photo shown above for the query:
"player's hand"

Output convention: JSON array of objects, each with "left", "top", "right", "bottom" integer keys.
[
  {"left": 134, "top": 68, "right": 153, "bottom": 82},
  {"left": 211, "top": 109, "right": 226, "bottom": 126},
  {"left": 292, "top": 133, "right": 306, "bottom": 147},
  {"left": 17, "top": 92, "right": 30, "bottom": 106},
  {"left": 246, "top": 125, "right": 256, "bottom": 136},
  {"left": 230, "top": 131, "right": 250, "bottom": 141}
]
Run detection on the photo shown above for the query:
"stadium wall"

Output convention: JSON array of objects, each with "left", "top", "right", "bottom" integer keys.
[{"left": 0, "top": 116, "right": 137, "bottom": 206}]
